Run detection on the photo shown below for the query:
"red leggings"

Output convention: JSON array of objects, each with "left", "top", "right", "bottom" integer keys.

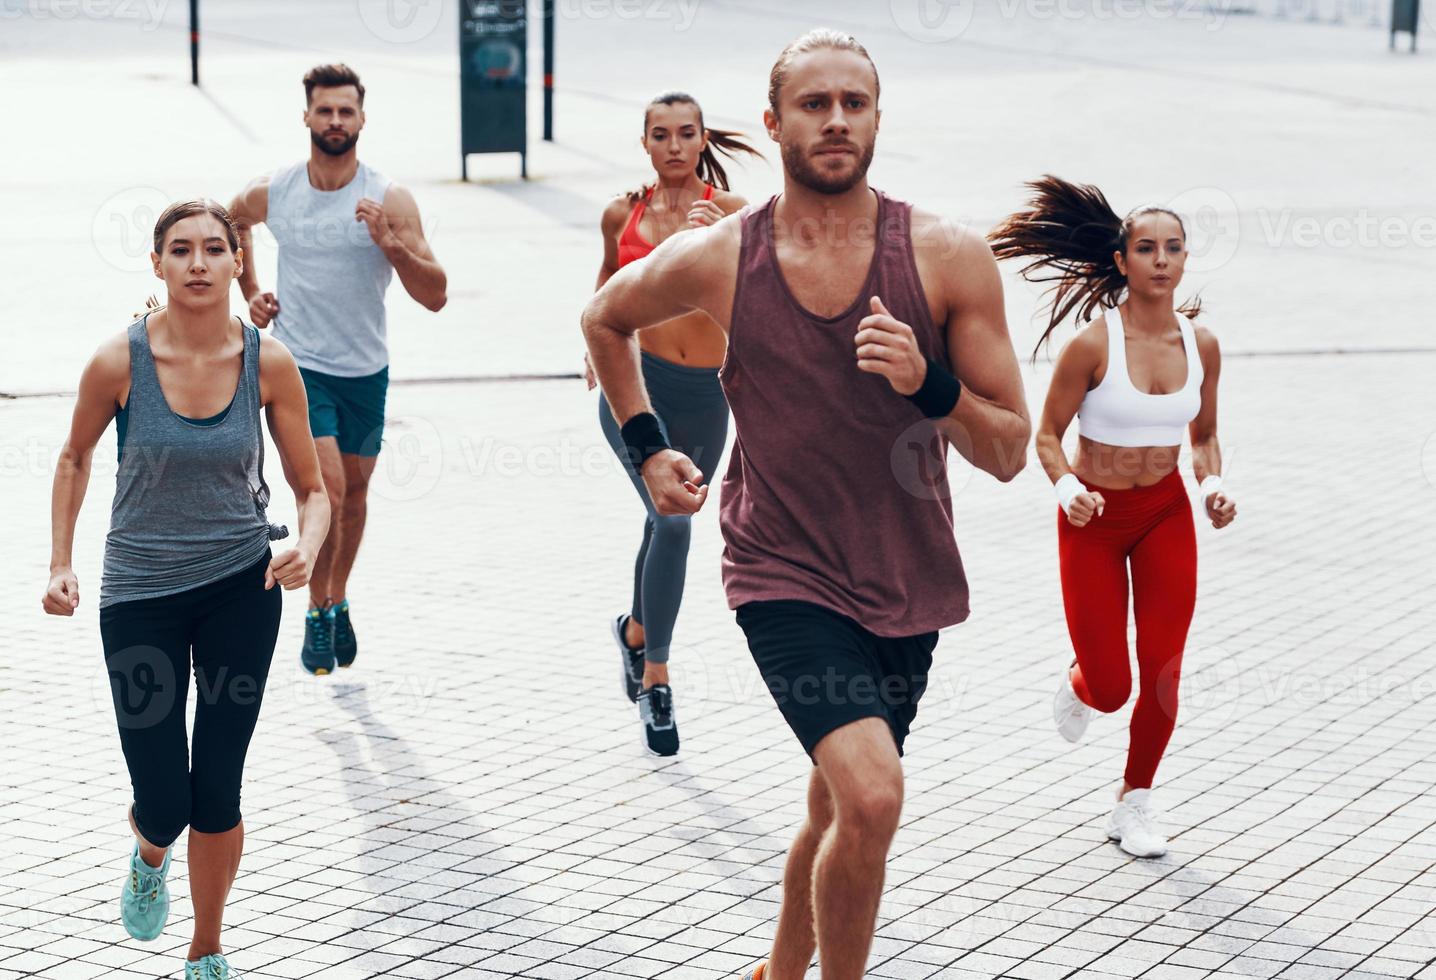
[{"left": 1057, "top": 468, "right": 1196, "bottom": 789}]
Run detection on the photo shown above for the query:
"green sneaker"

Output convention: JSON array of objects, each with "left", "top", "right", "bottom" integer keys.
[
  {"left": 120, "top": 840, "right": 170, "bottom": 941},
  {"left": 332, "top": 600, "right": 357, "bottom": 668},
  {"left": 301, "top": 604, "right": 335, "bottom": 675},
  {"left": 185, "top": 952, "right": 234, "bottom": 980}
]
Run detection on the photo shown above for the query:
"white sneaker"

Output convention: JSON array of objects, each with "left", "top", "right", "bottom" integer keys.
[
  {"left": 1052, "top": 661, "right": 1093, "bottom": 743},
  {"left": 1106, "top": 789, "right": 1168, "bottom": 858}
]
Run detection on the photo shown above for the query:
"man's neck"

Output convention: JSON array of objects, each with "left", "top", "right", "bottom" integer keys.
[
  {"left": 775, "top": 180, "right": 877, "bottom": 248},
  {"left": 307, "top": 149, "right": 359, "bottom": 191}
]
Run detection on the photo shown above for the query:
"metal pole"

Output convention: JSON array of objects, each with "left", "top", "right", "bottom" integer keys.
[
  {"left": 189, "top": 0, "right": 199, "bottom": 86},
  {"left": 543, "top": 0, "right": 554, "bottom": 141}
]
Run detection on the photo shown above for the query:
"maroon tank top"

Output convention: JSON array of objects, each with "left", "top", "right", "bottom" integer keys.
[{"left": 718, "top": 190, "right": 971, "bottom": 636}]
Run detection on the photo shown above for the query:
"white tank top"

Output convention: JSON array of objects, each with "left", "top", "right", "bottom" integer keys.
[
  {"left": 267, "top": 160, "right": 394, "bottom": 377},
  {"left": 1077, "top": 307, "right": 1203, "bottom": 448}
]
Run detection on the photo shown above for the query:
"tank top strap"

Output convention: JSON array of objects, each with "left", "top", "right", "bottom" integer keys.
[
  {"left": 702, "top": 183, "right": 714, "bottom": 201},
  {"left": 124, "top": 314, "right": 162, "bottom": 416}
]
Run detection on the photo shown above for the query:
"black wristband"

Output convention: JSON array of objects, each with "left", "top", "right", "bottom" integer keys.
[
  {"left": 905, "top": 357, "right": 962, "bottom": 418},
  {"left": 620, "top": 411, "right": 672, "bottom": 468}
]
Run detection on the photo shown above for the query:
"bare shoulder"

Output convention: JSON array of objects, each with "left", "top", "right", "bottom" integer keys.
[
  {"left": 81, "top": 328, "right": 133, "bottom": 405},
  {"left": 92, "top": 328, "right": 132, "bottom": 377},
  {"left": 711, "top": 188, "right": 749, "bottom": 214},
  {"left": 381, "top": 182, "right": 420, "bottom": 213},
  {"left": 602, "top": 195, "right": 633, "bottom": 236},
  {"left": 230, "top": 173, "right": 271, "bottom": 222},
  {"left": 257, "top": 329, "right": 297, "bottom": 371},
  {"left": 909, "top": 205, "right": 994, "bottom": 262},
  {"left": 1059, "top": 317, "right": 1107, "bottom": 364},
  {"left": 1191, "top": 320, "right": 1220, "bottom": 353}
]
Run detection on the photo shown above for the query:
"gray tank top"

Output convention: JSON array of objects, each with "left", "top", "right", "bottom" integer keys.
[
  {"left": 100, "top": 314, "right": 284, "bottom": 608},
  {"left": 267, "top": 159, "right": 394, "bottom": 377}
]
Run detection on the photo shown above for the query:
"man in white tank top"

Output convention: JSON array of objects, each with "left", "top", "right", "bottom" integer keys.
[{"left": 229, "top": 63, "right": 447, "bottom": 676}]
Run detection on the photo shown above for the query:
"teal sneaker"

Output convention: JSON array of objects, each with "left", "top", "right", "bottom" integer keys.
[
  {"left": 332, "top": 600, "right": 357, "bottom": 668},
  {"left": 185, "top": 952, "right": 234, "bottom": 980},
  {"left": 301, "top": 604, "right": 335, "bottom": 675},
  {"left": 120, "top": 840, "right": 170, "bottom": 941}
]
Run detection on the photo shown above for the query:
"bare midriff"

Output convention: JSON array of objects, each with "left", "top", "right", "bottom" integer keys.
[
  {"left": 638, "top": 310, "right": 728, "bottom": 367},
  {"left": 1074, "top": 436, "right": 1182, "bottom": 490}
]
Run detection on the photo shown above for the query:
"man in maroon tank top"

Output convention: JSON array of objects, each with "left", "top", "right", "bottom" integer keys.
[{"left": 582, "top": 29, "right": 1031, "bottom": 980}]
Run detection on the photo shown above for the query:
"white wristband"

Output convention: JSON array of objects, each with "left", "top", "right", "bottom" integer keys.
[
  {"left": 1199, "top": 475, "right": 1224, "bottom": 500},
  {"left": 1054, "top": 473, "right": 1087, "bottom": 515}
]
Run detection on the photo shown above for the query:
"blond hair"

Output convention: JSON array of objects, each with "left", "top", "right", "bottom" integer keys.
[{"left": 768, "top": 28, "right": 880, "bottom": 115}]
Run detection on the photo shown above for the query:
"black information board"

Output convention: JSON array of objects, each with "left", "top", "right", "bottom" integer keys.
[{"left": 460, "top": 0, "right": 528, "bottom": 179}]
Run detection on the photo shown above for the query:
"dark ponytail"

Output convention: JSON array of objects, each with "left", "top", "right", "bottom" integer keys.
[
  {"left": 988, "top": 175, "right": 1202, "bottom": 360},
  {"left": 627, "top": 92, "right": 764, "bottom": 203}
]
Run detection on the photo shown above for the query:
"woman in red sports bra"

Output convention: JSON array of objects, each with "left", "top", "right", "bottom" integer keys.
[{"left": 588, "top": 91, "right": 760, "bottom": 757}]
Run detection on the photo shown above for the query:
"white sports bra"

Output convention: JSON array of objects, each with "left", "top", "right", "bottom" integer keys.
[{"left": 1078, "top": 308, "right": 1203, "bottom": 448}]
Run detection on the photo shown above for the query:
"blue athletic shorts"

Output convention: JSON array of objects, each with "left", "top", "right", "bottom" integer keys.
[{"left": 298, "top": 365, "right": 388, "bottom": 458}]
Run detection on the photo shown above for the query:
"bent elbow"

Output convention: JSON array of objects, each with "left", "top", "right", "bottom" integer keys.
[{"left": 426, "top": 293, "right": 448, "bottom": 313}]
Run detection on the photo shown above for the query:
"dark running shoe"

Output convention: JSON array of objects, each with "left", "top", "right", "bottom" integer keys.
[
  {"left": 333, "top": 600, "right": 358, "bottom": 668},
  {"left": 637, "top": 684, "right": 679, "bottom": 756},
  {"left": 301, "top": 604, "right": 335, "bottom": 676},
  {"left": 612, "top": 613, "right": 645, "bottom": 703}
]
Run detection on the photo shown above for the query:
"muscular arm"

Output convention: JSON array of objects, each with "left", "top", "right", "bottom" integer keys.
[
  {"left": 931, "top": 221, "right": 1032, "bottom": 481},
  {"left": 1188, "top": 324, "right": 1223, "bottom": 482},
  {"left": 372, "top": 185, "right": 447, "bottom": 312},
  {"left": 581, "top": 217, "right": 740, "bottom": 424},
  {"left": 1036, "top": 327, "right": 1103, "bottom": 483},
  {"left": 229, "top": 175, "right": 270, "bottom": 305},
  {"left": 258, "top": 335, "right": 330, "bottom": 560}
]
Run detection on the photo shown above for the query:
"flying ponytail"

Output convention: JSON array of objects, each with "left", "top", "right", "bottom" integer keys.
[{"left": 988, "top": 175, "right": 1202, "bottom": 360}]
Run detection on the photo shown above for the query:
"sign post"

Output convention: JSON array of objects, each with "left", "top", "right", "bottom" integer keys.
[
  {"left": 459, "top": 0, "right": 528, "bottom": 180},
  {"left": 543, "top": 0, "right": 555, "bottom": 142},
  {"left": 189, "top": 0, "right": 199, "bottom": 86}
]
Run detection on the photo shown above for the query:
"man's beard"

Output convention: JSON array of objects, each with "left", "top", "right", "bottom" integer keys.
[
  {"left": 782, "top": 136, "right": 876, "bottom": 195},
  {"left": 312, "top": 129, "right": 359, "bottom": 157}
]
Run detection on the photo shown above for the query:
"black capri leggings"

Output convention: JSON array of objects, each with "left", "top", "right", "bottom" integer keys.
[{"left": 99, "top": 551, "right": 281, "bottom": 849}]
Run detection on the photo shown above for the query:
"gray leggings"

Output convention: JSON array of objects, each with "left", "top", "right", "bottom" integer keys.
[{"left": 598, "top": 351, "right": 730, "bottom": 664}]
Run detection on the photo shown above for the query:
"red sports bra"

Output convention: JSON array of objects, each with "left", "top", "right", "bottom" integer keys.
[{"left": 616, "top": 183, "right": 715, "bottom": 268}]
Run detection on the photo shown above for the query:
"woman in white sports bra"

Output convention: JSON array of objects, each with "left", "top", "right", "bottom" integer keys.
[{"left": 991, "top": 176, "right": 1238, "bottom": 859}]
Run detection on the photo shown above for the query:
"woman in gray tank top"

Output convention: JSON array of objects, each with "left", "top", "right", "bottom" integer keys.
[{"left": 42, "top": 201, "right": 330, "bottom": 980}]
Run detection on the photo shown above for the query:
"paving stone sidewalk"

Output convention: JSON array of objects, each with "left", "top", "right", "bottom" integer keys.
[{"left": 3, "top": 348, "right": 1434, "bottom": 980}]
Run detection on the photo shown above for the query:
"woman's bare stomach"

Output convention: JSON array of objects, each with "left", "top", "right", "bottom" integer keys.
[
  {"left": 1074, "top": 437, "right": 1182, "bottom": 489},
  {"left": 638, "top": 311, "right": 727, "bottom": 367}
]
